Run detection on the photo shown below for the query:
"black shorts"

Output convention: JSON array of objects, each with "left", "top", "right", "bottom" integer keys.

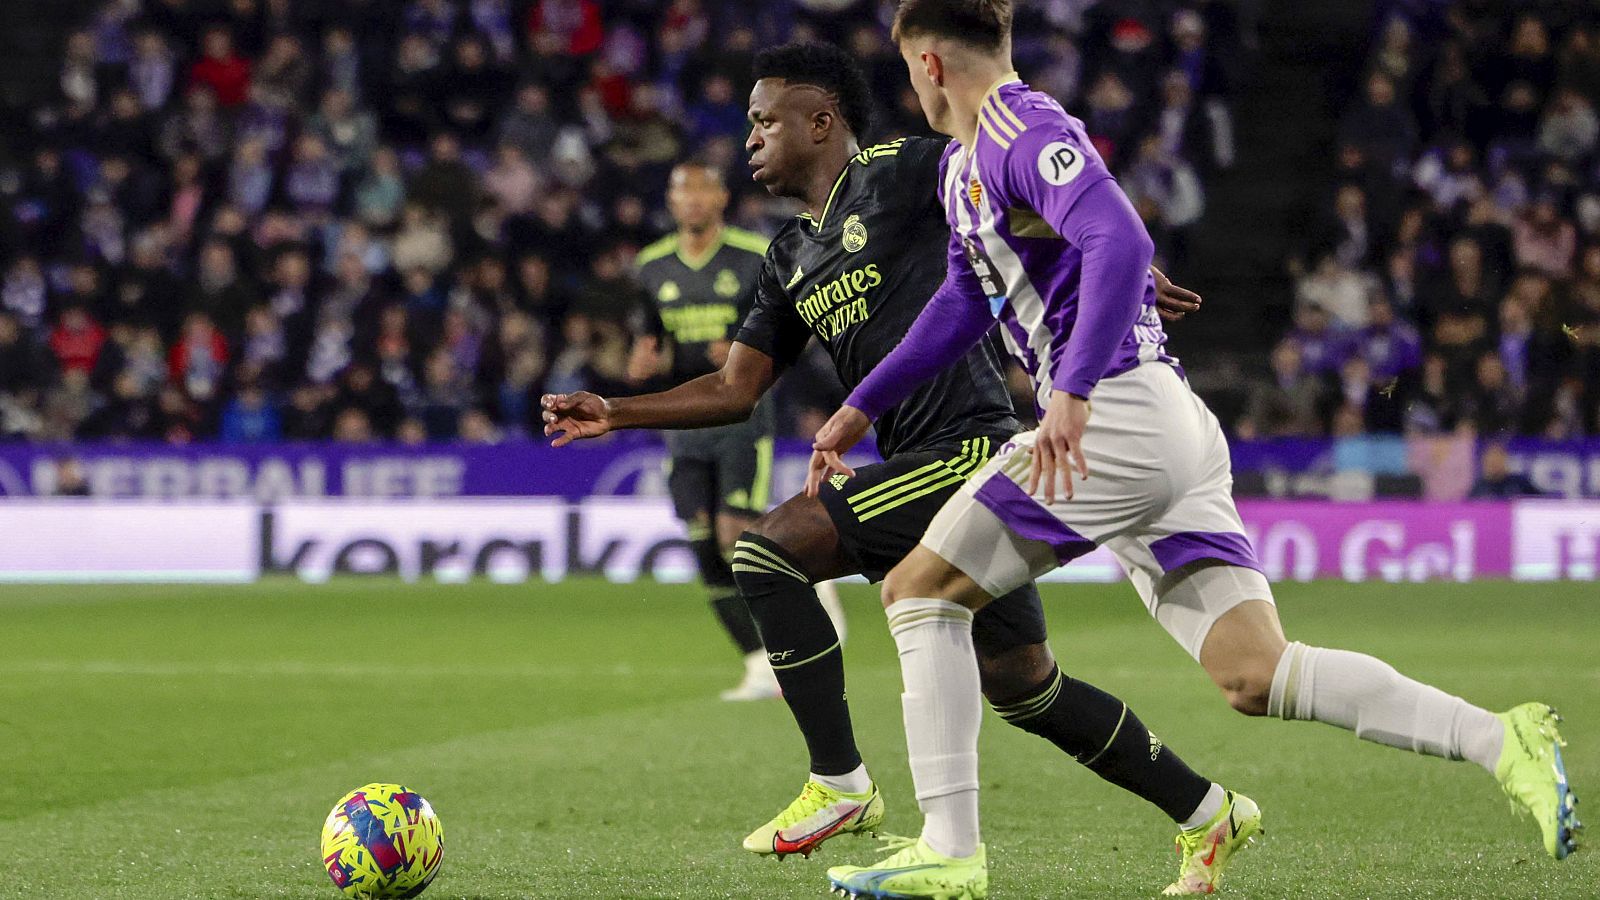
[
  {"left": 816, "top": 436, "right": 1048, "bottom": 657},
  {"left": 666, "top": 424, "right": 774, "bottom": 524}
]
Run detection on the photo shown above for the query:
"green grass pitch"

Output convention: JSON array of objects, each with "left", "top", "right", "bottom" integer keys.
[{"left": 0, "top": 578, "right": 1594, "bottom": 899}]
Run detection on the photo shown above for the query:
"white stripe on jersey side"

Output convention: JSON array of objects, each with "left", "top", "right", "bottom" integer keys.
[
  {"left": 944, "top": 145, "right": 1033, "bottom": 402},
  {"left": 960, "top": 147, "right": 1057, "bottom": 413}
]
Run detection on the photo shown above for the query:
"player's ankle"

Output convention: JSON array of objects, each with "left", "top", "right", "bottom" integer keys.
[{"left": 812, "top": 763, "right": 871, "bottom": 795}]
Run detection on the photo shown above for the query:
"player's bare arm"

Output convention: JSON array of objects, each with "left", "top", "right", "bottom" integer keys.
[{"left": 542, "top": 341, "right": 777, "bottom": 446}]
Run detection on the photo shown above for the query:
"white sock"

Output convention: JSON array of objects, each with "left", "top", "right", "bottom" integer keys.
[
  {"left": 1179, "top": 782, "right": 1226, "bottom": 831},
  {"left": 886, "top": 597, "right": 981, "bottom": 859},
  {"left": 812, "top": 763, "right": 872, "bottom": 795},
  {"left": 1268, "top": 642, "right": 1505, "bottom": 772}
]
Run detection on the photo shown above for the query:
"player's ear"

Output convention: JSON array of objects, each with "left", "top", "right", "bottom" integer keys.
[
  {"left": 924, "top": 51, "right": 943, "bottom": 88},
  {"left": 811, "top": 108, "right": 835, "bottom": 144}
]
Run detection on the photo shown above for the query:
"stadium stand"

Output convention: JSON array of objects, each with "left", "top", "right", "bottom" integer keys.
[{"left": 0, "top": 0, "right": 1243, "bottom": 444}]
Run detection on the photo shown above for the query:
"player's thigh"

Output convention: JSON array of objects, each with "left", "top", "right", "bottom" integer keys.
[
  {"left": 1103, "top": 371, "right": 1277, "bottom": 660},
  {"left": 919, "top": 428, "right": 1163, "bottom": 602},
  {"left": 881, "top": 544, "right": 991, "bottom": 610},
  {"left": 815, "top": 446, "right": 983, "bottom": 582},
  {"left": 742, "top": 491, "right": 857, "bottom": 583},
  {"left": 666, "top": 454, "right": 716, "bottom": 533},
  {"left": 818, "top": 443, "right": 1049, "bottom": 647}
]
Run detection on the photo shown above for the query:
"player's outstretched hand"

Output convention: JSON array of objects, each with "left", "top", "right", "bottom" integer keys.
[
  {"left": 1152, "top": 266, "right": 1201, "bottom": 322},
  {"left": 1030, "top": 391, "right": 1091, "bottom": 503},
  {"left": 541, "top": 391, "right": 612, "bottom": 447},
  {"left": 806, "top": 406, "right": 870, "bottom": 497}
]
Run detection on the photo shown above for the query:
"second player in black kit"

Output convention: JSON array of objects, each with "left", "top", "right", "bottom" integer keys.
[{"left": 630, "top": 163, "right": 779, "bottom": 698}]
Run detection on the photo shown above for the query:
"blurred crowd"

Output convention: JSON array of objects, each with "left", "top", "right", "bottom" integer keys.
[
  {"left": 1251, "top": 2, "right": 1600, "bottom": 442},
  {"left": 0, "top": 0, "right": 1243, "bottom": 445}
]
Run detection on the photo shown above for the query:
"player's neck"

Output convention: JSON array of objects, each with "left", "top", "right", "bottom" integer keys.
[
  {"left": 678, "top": 222, "right": 724, "bottom": 259},
  {"left": 946, "top": 63, "right": 1019, "bottom": 147},
  {"left": 802, "top": 140, "right": 860, "bottom": 219}
]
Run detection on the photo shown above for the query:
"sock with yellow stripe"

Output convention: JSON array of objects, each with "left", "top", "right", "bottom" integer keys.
[
  {"left": 993, "top": 664, "right": 1213, "bottom": 823},
  {"left": 732, "top": 533, "right": 862, "bottom": 777}
]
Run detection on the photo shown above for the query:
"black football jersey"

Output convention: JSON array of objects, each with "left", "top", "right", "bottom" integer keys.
[
  {"left": 735, "top": 136, "right": 1020, "bottom": 458},
  {"left": 635, "top": 228, "right": 770, "bottom": 384}
]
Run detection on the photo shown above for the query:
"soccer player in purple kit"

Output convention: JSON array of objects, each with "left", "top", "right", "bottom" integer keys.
[{"left": 811, "top": 2, "right": 1581, "bottom": 897}]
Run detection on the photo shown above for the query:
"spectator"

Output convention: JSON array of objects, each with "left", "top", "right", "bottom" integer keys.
[
  {"left": 1288, "top": 303, "right": 1351, "bottom": 377},
  {"left": 184, "top": 240, "right": 258, "bottom": 338},
  {"left": 284, "top": 133, "right": 341, "bottom": 218},
  {"left": 484, "top": 144, "right": 541, "bottom": 217},
  {"left": 220, "top": 382, "right": 282, "bottom": 442},
  {"left": 1123, "top": 134, "right": 1204, "bottom": 268},
  {"left": 393, "top": 205, "right": 453, "bottom": 275},
  {"left": 320, "top": 25, "right": 363, "bottom": 97},
  {"left": 252, "top": 33, "right": 313, "bottom": 111},
  {"left": 354, "top": 146, "right": 407, "bottom": 229},
  {"left": 228, "top": 138, "right": 275, "bottom": 217},
  {"left": 169, "top": 311, "right": 229, "bottom": 403},
  {"left": 409, "top": 133, "right": 480, "bottom": 223},
  {"left": 1465, "top": 351, "right": 1523, "bottom": 436},
  {"left": 1338, "top": 70, "right": 1417, "bottom": 175},
  {"left": 1357, "top": 298, "right": 1423, "bottom": 382},
  {"left": 499, "top": 83, "right": 562, "bottom": 164},
  {"left": 440, "top": 36, "right": 510, "bottom": 143},
  {"left": 49, "top": 306, "right": 108, "bottom": 377},
  {"left": 1512, "top": 194, "right": 1577, "bottom": 278},
  {"left": 1296, "top": 255, "right": 1375, "bottom": 330},
  {"left": 130, "top": 28, "right": 178, "bottom": 112},
  {"left": 307, "top": 88, "right": 378, "bottom": 173},
  {"left": 190, "top": 26, "right": 251, "bottom": 107},
  {"left": 527, "top": 0, "right": 604, "bottom": 57},
  {"left": 1468, "top": 443, "right": 1545, "bottom": 498},
  {"left": 1240, "top": 340, "right": 1325, "bottom": 438}
]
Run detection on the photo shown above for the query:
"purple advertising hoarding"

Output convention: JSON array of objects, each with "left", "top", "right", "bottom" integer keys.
[
  {"left": 1236, "top": 501, "right": 1513, "bottom": 582},
  {"left": 0, "top": 438, "right": 1598, "bottom": 500}
]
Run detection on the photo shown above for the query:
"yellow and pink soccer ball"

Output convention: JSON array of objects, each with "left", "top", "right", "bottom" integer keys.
[{"left": 320, "top": 783, "right": 444, "bottom": 898}]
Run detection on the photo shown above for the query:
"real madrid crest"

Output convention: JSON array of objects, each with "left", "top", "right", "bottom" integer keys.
[
  {"left": 842, "top": 214, "right": 868, "bottom": 253},
  {"left": 713, "top": 268, "right": 740, "bottom": 297}
]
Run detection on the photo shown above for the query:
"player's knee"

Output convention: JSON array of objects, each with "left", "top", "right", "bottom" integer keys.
[
  {"left": 976, "top": 642, "right": 1055, "bottom": 702},
  {"left": 880, "top": 563, "right": 930, "bottom": 608},
  {"left": 1213, "top": 660, "right": 1276, "bottom": 716}
]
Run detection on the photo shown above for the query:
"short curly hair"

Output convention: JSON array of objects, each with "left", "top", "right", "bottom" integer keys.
[{"left": 752, "top": 42, "right": 874, "bottom": 139}]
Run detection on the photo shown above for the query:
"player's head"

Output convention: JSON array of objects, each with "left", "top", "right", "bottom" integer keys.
[
  {"left": 666, "top": 161, "right": 728, "bottom": 235},
  {"left": 746, "top": 42, "right": 872, "bottom": 200},
  {"left": 892, "top": 0, "right": 1014, "bottom": 135}
]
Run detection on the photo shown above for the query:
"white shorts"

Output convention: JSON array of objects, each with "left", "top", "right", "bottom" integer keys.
[{"left": 920, "top": 362, "right": 1273, "bottom": 657}]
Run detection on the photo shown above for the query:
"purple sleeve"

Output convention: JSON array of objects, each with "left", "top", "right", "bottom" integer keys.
[
  {"left": 996, "top": 129, "right": 1154, "bottom": 398},
  {"left": 845, "top": 233, "right": 995, "bottom": 419}
]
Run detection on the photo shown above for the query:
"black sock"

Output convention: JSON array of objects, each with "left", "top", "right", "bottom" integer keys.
[
  {"left": 732, "top": 533, "right": 861, "bottom": 776},
  {"left": 993, "top": 665, "right": 1211, "bottom": 822},
  {"left": 690, "top": 535, "right": 761, "bottom": 655}
]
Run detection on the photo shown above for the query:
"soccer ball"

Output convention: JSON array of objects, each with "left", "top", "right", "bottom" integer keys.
[{"left": 320, "top": 783, "right": 444, "bottom": 898}]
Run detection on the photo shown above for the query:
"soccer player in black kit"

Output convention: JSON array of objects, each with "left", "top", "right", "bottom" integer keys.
[
  {"left": 631, "top": 161, "right": 847, "bottom": 702},
  {"left": 543, "top": 42, "right": 1230, "bottom": 878}
]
